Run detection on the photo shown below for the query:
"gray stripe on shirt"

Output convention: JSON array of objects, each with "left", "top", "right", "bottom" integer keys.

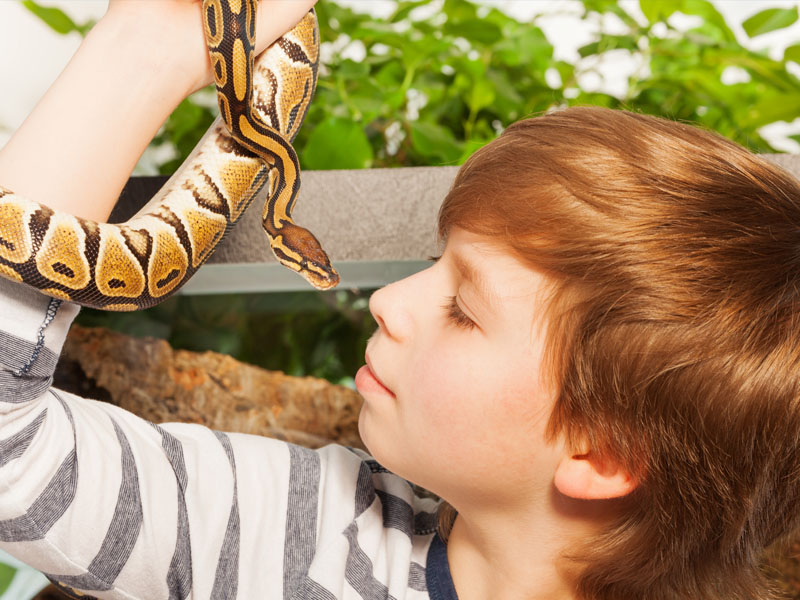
[
  {"left": 291, "top": 576, "right": 337, "bottom": 600},
  {"left": 0, "top": 395, "right": 77, "bottom": 541},
  {"left": 373, "top": 489, "right": 439, "bottom": 539},
  {"left": 0, "top": 408, "right": 46, "bottom": 468},
  {"left": 283, "top": 444, "right": 321, "bottom": 599},
  {"left": 344, "top": 522, "right": 398, "bottom": 600},
  {"left": 408, "top": 562, "right": 427, "bottom": 592},
  {"left": 375, "top": 490, "right": 414, "bottom": 539},
  {"left": 211, "top": 431, "right": 239, "bottom": 600},
  {"left": 154, "top": 424, "right": 192, "bottom": 600},
  {"left": 0, "top": 329, "right": 59, "bottom": 374},
  {"left": 44, "top": 416, "right": 143, "bottom": 592},
  {"left": 0, "top": 325, "right": 60, "bottom": 404},
  {"left": 413, "top": 510, "right": 438, "bottom": 536},
  {"left": 354, "top": 461, "right": 375, "bottom": 518}
]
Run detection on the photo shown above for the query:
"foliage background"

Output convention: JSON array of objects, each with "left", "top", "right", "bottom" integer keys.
[{"left": 1, "top": 0, "right": 799, "bottom": 596}]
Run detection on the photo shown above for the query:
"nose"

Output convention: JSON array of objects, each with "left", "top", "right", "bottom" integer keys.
[{"left": 368, "top": 275, "right": 418, "bottom": 342}]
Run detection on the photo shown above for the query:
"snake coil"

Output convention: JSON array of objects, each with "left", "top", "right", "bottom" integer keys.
[{"left": 0, "top": 0, "right": 339, "bottom": 312}]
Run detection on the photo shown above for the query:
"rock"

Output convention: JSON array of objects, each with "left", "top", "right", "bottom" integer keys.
[{"left": 54, "top": 324, "right": 365, "bottom": 450}]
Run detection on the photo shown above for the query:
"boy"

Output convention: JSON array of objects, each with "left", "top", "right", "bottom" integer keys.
[{"left": 2, "top": 1, "right": 800, "bottom": 599}]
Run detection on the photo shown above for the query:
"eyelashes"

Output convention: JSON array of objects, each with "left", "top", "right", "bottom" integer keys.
[
  {"left": 444, "top": 296, "right": 476, "bottom": 330},
  {"left": 429, "top": 255, "right": 476, "bottom": 330}
]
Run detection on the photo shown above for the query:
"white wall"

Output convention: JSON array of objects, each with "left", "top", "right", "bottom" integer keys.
[{"left": 1, "top": 0, "right": 798, "bottom": 155}]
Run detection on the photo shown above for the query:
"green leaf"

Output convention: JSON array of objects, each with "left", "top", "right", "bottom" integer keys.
[
  {"left": 22, "top": 0, "right": 81, "bottom": 35},
  {"left": 742, "top": 7, "right": 798, "bottom": 37},
  {"left": 444, "top": 19, "right": 503, "bottom": 45},
  {"left": 0, "top": 562, "right": 16, "bottom": 595},
  {"left": 467, "top": 79, "right": 496, "bottom": 113},
  {"left": 389, "top": 0, "right": 431, "bottom": 23},
  {"left": 581, "top": 0, "right": 640, "bottom": 27},
  {"left": 740, "top": 91, "right": 800, "bottom": 128},
  {"left": 678, "top": 0, "right": 737, "bottom": 43},
  {"left": 301, "top": 118, "right": 373, "bottom": 170},
  {"left": 785, "top": 44, "right": 800, "bottom": 63},
  {"left": 493, "top": 25, "right": 553, "bottom": 68},
  {"left": 442, "top": 0, "right": 479, "bottom": 23},
  {"left": 578, "top": 34, "right": 638, "bottom": 57},
  {"left": 409, "top": 120, "right": 463, "bottom": 164},
  {"left": 639, "top": 0, "right": 680, "bottom": 23},
  {"left": 337, "top": 59, "right": 370, "bottom": 80}
]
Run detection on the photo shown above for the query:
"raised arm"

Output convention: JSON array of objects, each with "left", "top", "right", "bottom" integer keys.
[
  {"left": 0, "top": 0, "right": 317, "bottom": 222},
  {"left": 0, "top": 2, "right": 321, "bottom": 598}
]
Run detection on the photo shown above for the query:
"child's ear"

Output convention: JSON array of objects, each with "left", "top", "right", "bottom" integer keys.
[{"left": 554, "top": 447, "right": 637, "bottom": 500}]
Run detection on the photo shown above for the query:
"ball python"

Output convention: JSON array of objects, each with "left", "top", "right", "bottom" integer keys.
[{"left": 0, "top": 0, "right": 339, "bottom": 312}]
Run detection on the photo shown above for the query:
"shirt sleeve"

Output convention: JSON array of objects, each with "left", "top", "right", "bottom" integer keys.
[{"left": 0, "top": 277, "right": 311, "bottom": 599}]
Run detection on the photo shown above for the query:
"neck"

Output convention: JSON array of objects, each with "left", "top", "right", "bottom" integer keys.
[{"left": 446, "top": 486, "right": 615, "bottom": 600}]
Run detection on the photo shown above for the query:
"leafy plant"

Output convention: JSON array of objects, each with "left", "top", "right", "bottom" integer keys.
[{"left": 24, "top": 0, "right": 800, "bottom": 173}]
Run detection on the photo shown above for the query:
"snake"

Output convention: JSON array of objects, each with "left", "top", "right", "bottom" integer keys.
[{"left": 0, "top": 0, "right": 339, "bottom": 312}]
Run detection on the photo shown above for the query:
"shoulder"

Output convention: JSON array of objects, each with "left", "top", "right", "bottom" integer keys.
[{"left": 316, "top": 445, "right": 441, "bottom": 537}]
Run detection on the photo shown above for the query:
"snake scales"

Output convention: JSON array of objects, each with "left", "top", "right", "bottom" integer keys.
[{"left": 0, "top": 0, "right": 339, "bottom": 312}]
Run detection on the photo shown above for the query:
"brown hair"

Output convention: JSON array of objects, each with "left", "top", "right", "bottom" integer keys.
[{"left": 436, "top": 106, "right": 800, "bottom": 599}]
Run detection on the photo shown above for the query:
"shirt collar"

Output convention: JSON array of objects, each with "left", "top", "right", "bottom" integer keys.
[{"left": 426, "top": 532, "right": 459, "bottom": 600}]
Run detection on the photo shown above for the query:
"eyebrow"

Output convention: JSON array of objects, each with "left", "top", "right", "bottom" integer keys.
[{"left": 452, "top": 253, "right": 496, "bottom": 305}]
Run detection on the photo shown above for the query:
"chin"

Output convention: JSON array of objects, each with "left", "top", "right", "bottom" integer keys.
[
  {"left": 357, "top": 408, "right": 397, "bottom": 471},
  {"left": 357, "top": 407, "right": 380, "bottom": 459}
]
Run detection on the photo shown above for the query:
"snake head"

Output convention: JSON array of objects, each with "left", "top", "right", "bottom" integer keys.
[{"left": 267, "top": 222, "right": 340, "bottom": 290}]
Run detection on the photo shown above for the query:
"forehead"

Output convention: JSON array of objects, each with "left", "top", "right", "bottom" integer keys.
[{"left": 444, "top": 228, "right": 551, "bottom": 300}]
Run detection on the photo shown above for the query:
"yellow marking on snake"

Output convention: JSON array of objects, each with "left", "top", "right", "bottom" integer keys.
[
  {"left": 245, "top": 0, "right": 255, "bottom": 43},
  {"left": 122, "top": 227, "right": 150, "bottom": 257},
  {"left": 41, "top": 288, "right": 72, "bottom": 301},
  {"left": 0, "top": 201, "right": 33, "bottom": 263},
  {"left": 204, "top": 0, "right": 224, "bottom": 47},
  {"left": 104, "top": 303, "right": 138, "bottom": 312},
  {"left": 233, "top": 38, "right": 248, "bottom": 102},
  {"left": 216, "top": 92, "right": 232, "bottom": 128},
  {"left": 218, "top": 156, "right": 263, "bottom": 220},
  {"left": 37, "top": 218, "right": 91, "bottom": 289},
  {"left": 228, "top": 0, "right": 242, "bottom": 14},
  {"left": 211, "top": 52, "right": 227, "bottom": 88},
  {"left": 237, "top": 115, "right": 297, "bottom": 228},
  {"left": 0, "top": 264, "right": 22, "bottom": 282},
  {"left": 180, "top": 207, "right": 227, "bottom": 268},
  {"left": 96, "top": 230, "right": 146, "bottom": 297},
  {"left": 147, "top": 226, "right": 188, "bottom": 298},
  {"left": 270, "top": 235, "right": 302, "bottom": 263}
]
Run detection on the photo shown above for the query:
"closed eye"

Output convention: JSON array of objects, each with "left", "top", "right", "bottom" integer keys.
[{"left": 444, "top": 296, "right": 476, "bottom": 330}]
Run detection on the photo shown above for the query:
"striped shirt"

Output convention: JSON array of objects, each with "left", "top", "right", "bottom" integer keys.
[{"left": 0, "top": 277, "right": 458, "bottom": 600}]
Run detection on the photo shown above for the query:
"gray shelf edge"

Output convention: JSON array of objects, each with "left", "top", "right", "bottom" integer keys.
[{"left": 180, "top": 260, "right": 431, "bottom": 294}]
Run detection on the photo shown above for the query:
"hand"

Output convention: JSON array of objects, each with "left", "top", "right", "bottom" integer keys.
[{"left": 103, "top": 0, "right": 319, "bottom": 94}]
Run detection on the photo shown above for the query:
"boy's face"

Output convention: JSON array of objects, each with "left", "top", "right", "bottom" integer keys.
[{"left": 356, "top": 227, "right": 567, "bottom": 509}]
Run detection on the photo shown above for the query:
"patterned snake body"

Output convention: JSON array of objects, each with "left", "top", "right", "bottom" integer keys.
[{"left": 0, "top": 1, "right": 339, "bottom": 311}]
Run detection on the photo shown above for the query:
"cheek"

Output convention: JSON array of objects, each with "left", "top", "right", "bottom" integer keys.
[
  {"left": 406, "top": 339, "right": 470, "bottom": 417},
  {"left": 408, "top": 335, "right": 553, "bottom": 439}
]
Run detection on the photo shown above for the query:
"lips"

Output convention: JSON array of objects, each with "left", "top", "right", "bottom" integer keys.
[{"left": 355, "top": 355, "right": 395, "bottom": 397}]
